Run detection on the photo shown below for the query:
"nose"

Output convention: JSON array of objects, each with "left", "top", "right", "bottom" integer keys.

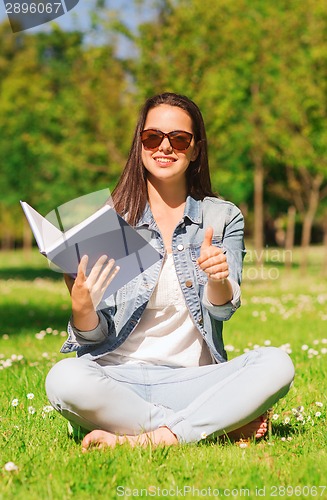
[{"left": 159, "top": 136, "right": 173, "bottom": 152}]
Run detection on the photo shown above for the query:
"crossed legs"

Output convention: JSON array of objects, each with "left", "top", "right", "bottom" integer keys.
[{"left": 46, "top": 347, "right": 294, "bottom": 449}]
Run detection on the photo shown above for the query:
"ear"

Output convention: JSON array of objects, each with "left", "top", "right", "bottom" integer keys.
[{"left": 191, "top": 141, "right": 201, "bottom": 162}]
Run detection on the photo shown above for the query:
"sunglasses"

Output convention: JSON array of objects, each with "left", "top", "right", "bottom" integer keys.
[{"left": 140, "top": 129, "right": 193, "bottom": 151}]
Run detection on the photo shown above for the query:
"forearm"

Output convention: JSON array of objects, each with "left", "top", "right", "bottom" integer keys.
[
  {"left": 206, "top": 278, "right": 233, "bottom": 306},
  {"left": 67, "top": 309, "right": 110, "bottom": 345},
  {"left": 72, "top": 305, "right": 99, "bottom": 331}
]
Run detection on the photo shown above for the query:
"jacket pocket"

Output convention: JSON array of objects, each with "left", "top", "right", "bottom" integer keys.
[{"left": 189, "top": 238, "right": 223, "bottom": 285}]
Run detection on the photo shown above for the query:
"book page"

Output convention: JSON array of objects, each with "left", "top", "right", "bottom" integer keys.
[{"left": 20, "top": 202, "right": 63, "bottom": 253}]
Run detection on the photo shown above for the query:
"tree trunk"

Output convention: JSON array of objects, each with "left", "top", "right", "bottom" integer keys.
[
  {"left": 285, "top": 206, "right": 296, "bottom": 270},
  {"left": 300, "top": 174, "right": 323, "bottom": 272},
  {"left": 253, "top": 152, "right": 264, "bottom": 264},
  {"left": 1, "top": 231, "right": 14, "bottom": 250},
  {"left": 323, "top": 217, "right": 327, "bottom": 277},
  {"left": 23, "top": 217, "right": 33, "bottom": 256}
]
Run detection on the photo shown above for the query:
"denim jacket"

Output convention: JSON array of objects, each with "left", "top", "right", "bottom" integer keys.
[{"left": 60, "top": 196, "right": 245, "bottom": 364}]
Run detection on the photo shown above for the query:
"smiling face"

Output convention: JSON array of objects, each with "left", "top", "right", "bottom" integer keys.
[{"left": 141, "top": 104, "right": 199, "bottom": 188}]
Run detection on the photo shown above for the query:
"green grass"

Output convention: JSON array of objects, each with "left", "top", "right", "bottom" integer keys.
[{"left": 0, "top": 248, "right": 326, "bottom": 499}]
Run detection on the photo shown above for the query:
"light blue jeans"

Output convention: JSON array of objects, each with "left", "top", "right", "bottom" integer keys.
[{"left": 45, "top": 347, "right": 294, "bottom": 443}]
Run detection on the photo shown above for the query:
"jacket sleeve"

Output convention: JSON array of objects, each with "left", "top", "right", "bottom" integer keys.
[
  {"left": 202, "top": 204, "right": 246, "bottom": 321},
  {"left": 68, "top": 310, "right": 110, "bottom": 344},
  {"left": 60, "top": 308, "right": 115, "bottom": 353}
]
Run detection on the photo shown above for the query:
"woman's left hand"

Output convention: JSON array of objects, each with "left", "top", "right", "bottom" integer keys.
[{"left": 197, "top": 227, "right": 229, "bottom": 281}]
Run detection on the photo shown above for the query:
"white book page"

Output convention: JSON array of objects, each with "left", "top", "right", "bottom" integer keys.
[{"left": 20, "top": 202, "right": 63, "bottom": 254}]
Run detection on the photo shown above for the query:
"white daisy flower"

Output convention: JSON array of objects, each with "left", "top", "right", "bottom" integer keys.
[
  {"left": 26, "top": 393, "right": 34, "bottom": 400},
  {"left": 4, "top": 462, "right": 18, "bottom": 472},
  {"left": 11, "top": 399, "right": 19, "bottom": 407},
  {"left": 238, "top": 442, "right": 249, "bottom": 448},
  {"left": 42, "top": 405, "right": 54, "bottom": 413}
]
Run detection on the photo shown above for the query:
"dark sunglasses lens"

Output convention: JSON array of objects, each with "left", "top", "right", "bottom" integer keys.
[
  {"left": 141, "top": 131, "right": 163, "bottom": 149},
  {"left": 141, "top": 130, "right": 193, "bottom": 150},
  {"left": 169, "top": 132, "right": 192, "bottom": 150}
]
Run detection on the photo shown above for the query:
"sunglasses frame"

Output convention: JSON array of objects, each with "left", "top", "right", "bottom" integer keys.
[{"left": 140, "top": 129, "right": 193, "bottom": 151}]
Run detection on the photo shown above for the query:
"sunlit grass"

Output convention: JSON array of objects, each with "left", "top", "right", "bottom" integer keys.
[{"left": 0, "top": 249, "right": 326, "bottom": 499}]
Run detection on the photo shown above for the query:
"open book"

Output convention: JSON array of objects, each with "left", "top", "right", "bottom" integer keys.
[{"left": 21, "top": 200, "right": 162, "bottom": 303}]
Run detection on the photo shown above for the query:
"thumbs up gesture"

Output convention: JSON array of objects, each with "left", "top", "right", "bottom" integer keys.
[{"left": 197, "top": 227, "right": 229, "bottom": 281}]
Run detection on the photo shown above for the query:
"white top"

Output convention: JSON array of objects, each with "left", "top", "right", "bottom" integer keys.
[{"left": 99, "top": 253, "right": 214, "bottom": 367}]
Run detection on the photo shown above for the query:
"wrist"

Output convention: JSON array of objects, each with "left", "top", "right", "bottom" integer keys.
[
  {"left": 72, "top": 309, "right": 99, "bottom": 331},
  {"left": 206, "top": 278, "right": 233, "bottom": 305}
]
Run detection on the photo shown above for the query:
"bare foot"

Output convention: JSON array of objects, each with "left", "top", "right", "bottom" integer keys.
[
  {"left": 225, "top": 414, "right": 268, "bottom": 441},
  {"left": 81, "top": 426, "right": 178, "bottom": 452},
  {"left": 81, "top": 416, "right": 268, "bottom": 451}
]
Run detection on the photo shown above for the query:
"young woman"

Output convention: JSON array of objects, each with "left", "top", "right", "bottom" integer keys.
[{"left": 46, "top": 93, "right": 294, "bottom": 449}]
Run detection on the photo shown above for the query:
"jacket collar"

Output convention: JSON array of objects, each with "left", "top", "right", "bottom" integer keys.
[{"left": 136, "top": 195, "right": 202, "bottom": 227}]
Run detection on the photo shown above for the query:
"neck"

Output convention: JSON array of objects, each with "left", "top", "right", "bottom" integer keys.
[{"left": 147, "top": 177, "right": 187, "bottom": 209}]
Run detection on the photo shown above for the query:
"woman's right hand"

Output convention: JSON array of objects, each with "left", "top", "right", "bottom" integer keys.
[{"left": 64, "top": 255, "right": 120, "bottom": 331}]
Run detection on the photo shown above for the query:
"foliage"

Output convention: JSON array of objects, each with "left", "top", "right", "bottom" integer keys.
[
  {"left": 0, "top": 22, "right": 136, "bottom": 244},
  {"left": 131, "top": 0, "right": 327, "bottom": 242},
  {"left": 0, "top": 0, "right": 327, "bottom": 249}
]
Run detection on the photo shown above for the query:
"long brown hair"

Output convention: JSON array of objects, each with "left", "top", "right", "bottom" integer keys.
[{"left": 111, "top": 92, "right": 216, "bottom": 226}]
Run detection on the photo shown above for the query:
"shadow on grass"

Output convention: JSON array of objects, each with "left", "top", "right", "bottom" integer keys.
[
  {"left": 271, "top": 423, "right": 301, "bottom": 438},
  {"left": 0, "top": 267, "right": 63, "bottom": 281},
  {"left": 0, "top": 302, "right": 69, "bottom": 335}
]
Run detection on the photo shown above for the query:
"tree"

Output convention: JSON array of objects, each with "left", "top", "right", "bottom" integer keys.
[
  {"left": 129, "top": 0, "right": 327, "bottom": 259},
  {"left": 0, "top": 23, "right": 135, "bottom": 248},
  {"left": 266, "top": 0, "right": 327, "bottom": 269}
]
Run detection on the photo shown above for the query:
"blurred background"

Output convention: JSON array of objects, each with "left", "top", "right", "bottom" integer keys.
[{"left": 0, "top": 0, "right": 326, "bottom": 272}]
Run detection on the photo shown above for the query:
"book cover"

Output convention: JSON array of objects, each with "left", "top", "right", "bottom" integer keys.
[{"left": 21, "top": 198, "right": 162, "bottom": 304}]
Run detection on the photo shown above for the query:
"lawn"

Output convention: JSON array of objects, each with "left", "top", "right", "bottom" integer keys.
[{"left": 0, "top": 248, "right": 326, "bottom": 499}]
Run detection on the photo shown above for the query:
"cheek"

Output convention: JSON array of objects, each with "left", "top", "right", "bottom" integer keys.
[
  {"left": 141, "top": 148, "right": 150, "bottom": 166},
  {"left": 185, "top": 149, "right": 196, "bottom": 164}
]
